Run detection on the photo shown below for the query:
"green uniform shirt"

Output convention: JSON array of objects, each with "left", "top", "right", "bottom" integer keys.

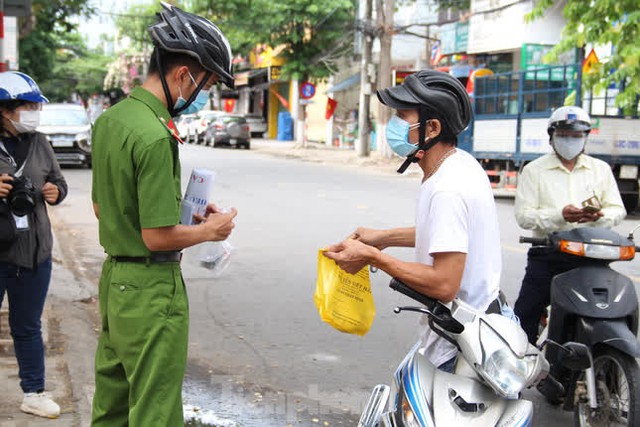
[{"left": 91, "top": 87, "right": 181, "bottom": 256}]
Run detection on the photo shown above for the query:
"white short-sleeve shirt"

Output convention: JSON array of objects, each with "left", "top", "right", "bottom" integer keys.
[{"left": 416, "top": 149, "right": 502, "bottom": 366}]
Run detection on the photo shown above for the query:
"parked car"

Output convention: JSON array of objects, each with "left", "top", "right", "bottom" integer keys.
[
  {"left": 37, "top": 103, "right": 92, "bottom": 168},
  {"left": 175, "top": 113, "right": 197, "bottom": 143},
  {"left": 204, "top": 114, "right": 251, "bottom": 149},
  {"left": 243, "top": 114, "right": 267, "bottom": 138},
  {"left": 192, "top": 110, "right": 224, "bottom": 143}
]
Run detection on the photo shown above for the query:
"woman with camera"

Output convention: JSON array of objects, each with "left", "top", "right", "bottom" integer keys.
[{"left": 0, "top": 71, "right": 67, "bottom": 419}]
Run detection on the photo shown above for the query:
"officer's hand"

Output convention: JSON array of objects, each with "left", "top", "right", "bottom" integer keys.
[
  {"left": 193, "top": 202, "right": 221, "bottom": 224},
  {"left": 562, "top": 205, "right": 584, "bottom": 223},
  {"left": 203, "top": 208, "right": 237, "bottom": 241},
  {"left": 0, "top": 174, "right": 13, "bottom": 199},
  {"left": 42, "top": 182, "right": 59, "bottom": 204}
]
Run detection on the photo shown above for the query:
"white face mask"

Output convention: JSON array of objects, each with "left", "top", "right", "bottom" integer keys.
[
  {"left": 10, "top": 110, "right": 41, "bottom": 134},
  {"left": 553, "top": 134, "right": 586, "bottom": 161}
]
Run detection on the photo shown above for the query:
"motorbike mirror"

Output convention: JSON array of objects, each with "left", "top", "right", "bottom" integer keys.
[
  {"left": 558, "top": 342, "right": 592, "bottom": 371},
  {"left": 628, "top": 223, "right": 640, "bottom": 241}
]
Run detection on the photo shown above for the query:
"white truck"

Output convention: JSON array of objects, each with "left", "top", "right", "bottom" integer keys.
[{"left": 459, "top": 64, "right": 640, "bottom": 211}]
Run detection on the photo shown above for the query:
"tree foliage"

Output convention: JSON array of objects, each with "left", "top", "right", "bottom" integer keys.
[
  {"left": 113, "top": 3, "right": 160, "bottom": 51},
  {"left": 426, "top": 0, "right": 469, "bottom": 11},
  {"left": 528, "top": 0, "right": 640, "bottom": 115},
  {"left": 189, "top": 0, "right": 356, "bottom": 81},
  {"left": 17, "top": 0, "right": 114, "bottom": 102},
  {"left": 18, "top": 0, "right": 95, "bottom": 85}
]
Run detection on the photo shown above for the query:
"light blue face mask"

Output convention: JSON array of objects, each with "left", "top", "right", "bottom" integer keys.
[
  {"left": 174, "top": 72, "right": 210, "bottom": 116},
  {"left": 386, "top": 115, "right": 420, "bottom": 157}
]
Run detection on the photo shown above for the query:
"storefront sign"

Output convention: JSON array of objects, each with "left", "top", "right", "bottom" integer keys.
[
  {"left": 393, "top": 70, "right": 415, "bottom": 86},
  {"left": 269, "top": 66, "right": 282, "bottom": 82}
]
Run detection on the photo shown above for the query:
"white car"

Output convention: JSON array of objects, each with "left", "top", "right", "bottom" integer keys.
[
  {"left": 191, "top": 110, "right": 224, "bottom": 144},
  {"left": 243, "top": 114, "right": 267, "bottom": 138},
  {"left": 175, "top": 114, "right": 197, "bottom": 142},
  {"left": 38, "top": 103, "right": 92, "bottom": 168}
]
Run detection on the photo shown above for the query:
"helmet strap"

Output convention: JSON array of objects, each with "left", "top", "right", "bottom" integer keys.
[
  {"left": 396, "top": 106, "right": 441, "bottom": 174},
  {"left": 155, "top": 50, "right": 211, "bottom": 117},
  {"left": 173, "top": 71, "right": 212, "bottom": 116},
  {"left": 156, "top": 52, "right": 176, "bottom": 116}
]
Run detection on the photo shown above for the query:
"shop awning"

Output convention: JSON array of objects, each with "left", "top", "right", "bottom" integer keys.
[
  {"left": 325, "top": 73, "right": 360, "bottom": 93},
  {"left": 234, "top": 68, "right": 269, "bottom": 87}
]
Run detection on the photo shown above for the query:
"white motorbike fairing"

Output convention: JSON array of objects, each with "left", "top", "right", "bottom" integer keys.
[{"left": 388, "top": 344, "right": 533, "bottom": 426}]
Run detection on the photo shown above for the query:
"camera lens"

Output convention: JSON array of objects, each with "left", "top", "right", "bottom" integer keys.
[{"left": 8, "top": 176, "right": 36, "bottom": 216}]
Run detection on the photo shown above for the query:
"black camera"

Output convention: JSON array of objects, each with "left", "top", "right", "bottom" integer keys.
[{"left": 8, "top": 175, "right": 36, "bottom": 216}]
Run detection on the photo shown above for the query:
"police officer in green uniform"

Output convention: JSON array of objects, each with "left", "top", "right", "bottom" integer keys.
[{"left": 90, "top": 4, "right": 237, "bottom": 426}]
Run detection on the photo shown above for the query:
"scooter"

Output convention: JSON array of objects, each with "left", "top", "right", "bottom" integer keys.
[
  {"left": 520, "top": 226, "right": 640, "bottom": 426},
  {"left": 358, "top": 278, "right": 589, "bottom": 426}
]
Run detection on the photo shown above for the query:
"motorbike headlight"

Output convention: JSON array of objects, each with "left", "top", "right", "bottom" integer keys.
[
  {"left": 559, "top": 240, "right": 634, "bottom": 260},
  {"left": 477, "top": 320, "right": 537, "bottom": 398}
]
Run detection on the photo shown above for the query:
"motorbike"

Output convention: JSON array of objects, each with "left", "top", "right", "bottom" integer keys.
[
  {"left": 520, "top": 226, "right": 640, "bottom": 426},
  {"left": 358, "top": 278, "right": 589, "bottom": 426}
]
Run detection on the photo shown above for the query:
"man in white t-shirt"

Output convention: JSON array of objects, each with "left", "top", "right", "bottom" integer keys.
[{"left": 324, "top": 70, "right": 504, "bottom": 371}]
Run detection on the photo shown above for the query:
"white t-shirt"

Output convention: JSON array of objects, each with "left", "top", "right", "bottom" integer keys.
[{"left": 415, "top": 149, "right": 501, "bottom": 366}]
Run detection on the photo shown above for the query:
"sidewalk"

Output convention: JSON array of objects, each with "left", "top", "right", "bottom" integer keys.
[
  {"left": 250, "top": 139, "right": 418, "bottom": 177},
  {"left": 0, "top": 231, "right": 97, "bottom": 426}
]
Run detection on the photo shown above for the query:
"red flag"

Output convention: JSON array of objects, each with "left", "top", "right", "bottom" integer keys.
[
  {"left": 224, "top": 98, "right": 236, "bottom": 113},
  {"left": 325, "top": 97, "right": 338, "bottom": 120}
]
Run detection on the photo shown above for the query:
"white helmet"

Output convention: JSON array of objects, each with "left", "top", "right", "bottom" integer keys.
[
  {"left": 547, "top": 106, "right": 591, "bottom": 137},
  {"left": 0, "top": 71, "right": 49, "bottom": 103}
]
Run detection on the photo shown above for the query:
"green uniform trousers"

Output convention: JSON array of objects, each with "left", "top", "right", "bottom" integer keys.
[{"left": 91, "top": 257, "right": 189, "bottom": 427}]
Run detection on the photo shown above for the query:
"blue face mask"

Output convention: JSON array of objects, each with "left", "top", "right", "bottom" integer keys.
[
  {"left": 386, "top": 115, "right": 420, "bottom": 157},
  {"left": 174, "top": 72, "right": 210, "bottom": 115},
  {"left": 174, "top": 89, "right": 210, "bottom": 115}
]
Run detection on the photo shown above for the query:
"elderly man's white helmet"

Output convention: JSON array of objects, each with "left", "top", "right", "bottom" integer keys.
[{"left": 547, "top": 106, "right": 591, "bottom": 137}]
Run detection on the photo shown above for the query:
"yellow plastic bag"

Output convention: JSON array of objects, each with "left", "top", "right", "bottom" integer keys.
[{"left": 314, "top": 250, "right": 375, "bottom": 336}]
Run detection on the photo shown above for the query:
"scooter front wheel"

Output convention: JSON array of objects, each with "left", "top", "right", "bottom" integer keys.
[{"left": 573, "top": 347, "right": 640, "bottom": 427}]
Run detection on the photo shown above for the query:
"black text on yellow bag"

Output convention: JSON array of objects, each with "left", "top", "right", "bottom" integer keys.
[{"left": 314, "top": 250, "right": 375, "bottom": 336}]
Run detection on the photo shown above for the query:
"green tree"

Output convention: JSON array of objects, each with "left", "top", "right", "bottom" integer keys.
[
  {"left": 113, "top": 3, "right": 159, "bottom": 51},
  {"left": 42, "top": 39, "right": 114, "bottom": 102},
  {"left": 18, "top": 0, "right": 95, "bottom": 85},
  {"left": 529, "top": 0, "right": 639, "bottom": 115},
  {"left": 190, "top": 0, "right": 355, "bottom": 81}
]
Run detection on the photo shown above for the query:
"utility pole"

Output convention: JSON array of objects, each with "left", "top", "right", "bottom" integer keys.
[
  {"left": 375, "top": 0, "right": 394, "bottom": 158},
  {"left": 357, "top": 0, "right": 373, "bottom": 157}
]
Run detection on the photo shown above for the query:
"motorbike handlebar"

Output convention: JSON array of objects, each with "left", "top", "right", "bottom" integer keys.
[
  {"left": 389, "top": 278, "right": 438, "bottom": 310},
  {"left": 389, "top": 278, "right": 464, "bottom": 334},
  {"left": 519, "top": 236, "right": 549, "bottom": 246}
]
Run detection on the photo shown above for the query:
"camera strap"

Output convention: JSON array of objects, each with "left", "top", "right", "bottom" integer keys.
[
  {"left": 0, "top": 140, "right": 29, "bottom": 230},
  {"left": 0, "top": 140, "right": 25, "bottom": 176}
]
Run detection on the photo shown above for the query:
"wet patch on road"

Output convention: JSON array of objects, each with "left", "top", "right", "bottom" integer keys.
[{"left": 183, "top": 362, "right": 360, "bottom": 426}]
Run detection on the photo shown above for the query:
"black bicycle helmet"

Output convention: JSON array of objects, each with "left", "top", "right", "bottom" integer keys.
[
  {"left": 377, "top": 70, "right": 471, "bottom": 136},
  {"left": 148, "top": 2, "right": 234, "bottom": 89},
  {"left": 377, "top": 70, "right": 472, "bottom": 173}
]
